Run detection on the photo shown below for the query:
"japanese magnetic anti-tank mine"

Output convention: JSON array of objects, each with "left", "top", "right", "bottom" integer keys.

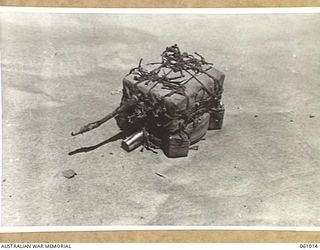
[{"left": 71, "top": 45, "right": 225, "bottom": 158}]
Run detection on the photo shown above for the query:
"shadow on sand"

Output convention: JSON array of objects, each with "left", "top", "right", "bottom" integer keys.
[{"left": 68, "top": 131, "right": 125, "bottom": 155}]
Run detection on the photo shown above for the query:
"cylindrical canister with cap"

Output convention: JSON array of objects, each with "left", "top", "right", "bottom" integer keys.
[{"left": 121, "top": 130, "right": 144, "bottom": 152}]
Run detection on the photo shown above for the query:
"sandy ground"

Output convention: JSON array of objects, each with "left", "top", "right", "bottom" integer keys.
[{"left": 1, "top": 13, "right": 320, "bottom": 227}]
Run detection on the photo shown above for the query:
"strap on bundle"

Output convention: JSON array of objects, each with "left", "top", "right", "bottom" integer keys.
[{"left": 127, "top": 44, "right": 219, "bottom": 146}]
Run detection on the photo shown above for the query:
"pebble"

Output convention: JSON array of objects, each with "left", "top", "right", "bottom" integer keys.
[
  {"left": 63, "top": 169, "right": 77, "bottom": 179},
  {"left": 309, "top": 115, "right": 315, "bottom": 118},
  {"left": 155, "top": 172, "right": 166, "bottom": 178},
  {"left": 110, "top": 90, "right": 121, "bottom": 95},
  {"left": 189, "top": 145, "right": 199, "bottom": 150}
]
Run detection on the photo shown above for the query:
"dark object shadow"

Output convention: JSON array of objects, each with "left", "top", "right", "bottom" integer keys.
[{"left": 68, "top": 131, "right": 125, "bottom": 156}]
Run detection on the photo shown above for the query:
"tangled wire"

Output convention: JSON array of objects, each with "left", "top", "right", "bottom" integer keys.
[
  {"left": 129, "top": 44, "right": 214, "bottom": 90},
  {"left": 160, "top": 44, "right": 213, "bottom": 73}
]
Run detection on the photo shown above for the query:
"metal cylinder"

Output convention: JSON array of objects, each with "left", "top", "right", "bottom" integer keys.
[{"left": 121, "top": 130, "right": 144, "bottom": 152}]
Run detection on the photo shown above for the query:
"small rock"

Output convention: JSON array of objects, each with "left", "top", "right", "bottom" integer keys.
[
  {"left": 155, "top": 172, "right": 166, "bottom": 178},
  {"left": 63, "top": 169, "right": 77, "bottom": 179},
  {"left": 2, "top": 178, "right": 6, "bottom": 183},
  {"left": 9, "top": 195, "right": 12, "bottom": 198},
  {"left": 140, "top": 216, "right": 144, "bottom": 219},
  {"left": 110, "top": 90, "right": 121, "bottom": 95},
  {"left": 309, "top": 115, "right": 315, "bottom": 118},
  {"left": 109, "top": 152, "right": 113, "bottom": 155},
  {"left": 254, "top": 115, "right": 258, "bottom": 118},
  {"left": 290, "top": 119, "right": 294, "bottom": 122},
  {"left": 189, "top": 145, "right": 199, "bottom": 150}
]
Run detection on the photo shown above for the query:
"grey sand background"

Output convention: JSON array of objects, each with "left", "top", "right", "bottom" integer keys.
[{"left": 1, "top": 13, "right": 320, "bottom": 226}]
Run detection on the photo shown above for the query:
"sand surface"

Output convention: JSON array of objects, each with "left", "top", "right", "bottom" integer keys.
[{"left": 1, "top": 13, "right": 320, "bottom": 226}]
